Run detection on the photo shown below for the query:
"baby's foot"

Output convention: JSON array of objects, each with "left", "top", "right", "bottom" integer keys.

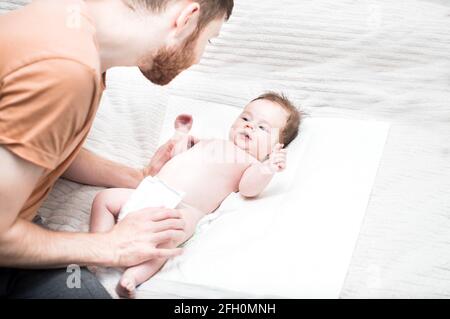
[{"left": 116, "top": 275, "right": 137, "bottom": 299}]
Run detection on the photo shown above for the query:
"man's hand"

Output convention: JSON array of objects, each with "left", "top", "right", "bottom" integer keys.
[
  {"left": 142, "top": 136, "right": 200, "bottom": 178},
  {"left": 107, "top": 207, "right": 186, "bottom": 268},
  {"left": 64, "top": 114, "right": 198, "bottom": 186},
  {"left": 264, "top": 143, "right": 287, "bottom": 173},
  {"left": 0, "top": 147, "right": 187, "bottom": 268},
  {"left": 143, "top": 114, "right": 198, "bottom": 177},
  {"left": 143, "top": 137, "right": 198, "bottom": 178},
  {"left": 143, "top": 140, "right": 175, "bottom": 177}
]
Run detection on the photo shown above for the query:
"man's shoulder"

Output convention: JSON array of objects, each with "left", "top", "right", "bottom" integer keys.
[
  {"left": 0, "top": 0, "right": 101, "bottom": 80},
  {"left": 1, "top": 58, "right": 98, "bottom": 97}
]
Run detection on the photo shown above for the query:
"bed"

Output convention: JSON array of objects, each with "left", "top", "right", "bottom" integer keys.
[{"left": 2, "top": 0, "right": 450, "bottom": 298}]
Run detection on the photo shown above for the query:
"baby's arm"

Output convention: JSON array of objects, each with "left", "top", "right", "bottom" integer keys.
[
  {"left": 238, "top": 163, "right": 273, "bottom": 198},
  {"left": 239, "top": 143, "right": 287, "bottom": 198},
  {"left": 171, "top": 134, "right": 200, "bottom": 157},
  {"left": 170, "top": 114, "right": 200, "bottom": 157}
]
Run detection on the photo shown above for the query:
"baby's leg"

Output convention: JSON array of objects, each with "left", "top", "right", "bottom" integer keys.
[
  {"left": 117, "top": 248, "right": 169, "bottom": 298},
  {"left": 90, "top": 188, "right": 134, "bottom": 233},
  {"left": 117, "top": 205, "right": 205, "bottom": 298}
]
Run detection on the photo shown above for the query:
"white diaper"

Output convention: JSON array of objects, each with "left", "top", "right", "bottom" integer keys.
[{"left": 118, "top": 176, "right": 185, "bottom": 221}]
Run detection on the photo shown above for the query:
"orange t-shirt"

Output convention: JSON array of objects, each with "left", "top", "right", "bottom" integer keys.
[{"left": 0, "top": 0, "right": 105, "bottom": 221}]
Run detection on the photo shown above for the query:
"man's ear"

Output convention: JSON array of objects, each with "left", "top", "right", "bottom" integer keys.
[{"left": 173, "top": 2, "right": 200, "bottom": 41}]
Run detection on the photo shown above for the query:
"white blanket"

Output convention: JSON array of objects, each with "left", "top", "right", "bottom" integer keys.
[{"left": 4, "top": 0, "right": 444, "bottom": 297}]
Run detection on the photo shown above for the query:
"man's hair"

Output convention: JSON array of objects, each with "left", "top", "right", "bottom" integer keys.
[
  {"left": 123, "top": 0, "right": 234, "bottom": 31},
  {"left": 252, "top": 92, "right": 304, "bottom": 147}
]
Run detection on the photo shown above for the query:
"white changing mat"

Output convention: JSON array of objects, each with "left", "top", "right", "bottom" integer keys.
[{"left": 130, "top": 98, "right": 390, "bottom": 299}]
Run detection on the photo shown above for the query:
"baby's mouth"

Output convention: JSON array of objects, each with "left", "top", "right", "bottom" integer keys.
[{"left": 239, "top": 132, "right": 252, "bottom": 141}]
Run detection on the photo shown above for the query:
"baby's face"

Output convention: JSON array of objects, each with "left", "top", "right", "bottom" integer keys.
[{"left": 229, "top": 99, "right": 289, "bottom": 161}]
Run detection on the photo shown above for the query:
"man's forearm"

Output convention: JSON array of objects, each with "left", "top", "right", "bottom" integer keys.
[
  {"left": 239, "top": 163, "right": 274, "bottom": 198},
  {"left": 0, "top": 218, "right": 112, "bottom": 268},
  {"left": 62, "top": 148, "right": 144, "bottom": 189}
]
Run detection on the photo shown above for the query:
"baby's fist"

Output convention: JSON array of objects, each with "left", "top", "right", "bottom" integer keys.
[
  {"left": 265, "top": 143, "right": 287, "bottom": 173},
  {"left": 174, "top": 114, "right": 193, "bottom": 133}
]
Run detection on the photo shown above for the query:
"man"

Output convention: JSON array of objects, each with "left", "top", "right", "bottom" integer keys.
[{"left": 0, "top": 0, "right": 233, "bottom": 298}]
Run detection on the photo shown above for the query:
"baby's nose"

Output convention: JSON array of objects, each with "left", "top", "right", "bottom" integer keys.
[{"left": 244, "top": 123, "right": 254, "bottom": 129}]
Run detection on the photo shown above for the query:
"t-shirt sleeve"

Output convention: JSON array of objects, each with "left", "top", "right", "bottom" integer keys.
[{"left": 0, "top": 59, "right": 97, "bottom": 169}]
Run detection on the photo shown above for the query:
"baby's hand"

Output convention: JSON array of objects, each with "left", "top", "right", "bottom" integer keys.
[
  {"left": 264, "top": 143, "right": 287, "bottom": 173},
  {"left": 174, "top": 114, "right": 193, "bottom": 134}
]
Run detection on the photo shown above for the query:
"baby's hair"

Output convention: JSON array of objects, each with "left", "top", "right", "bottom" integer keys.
[{"left": 252, "top": 92, "right": 304, "bottom": 147}]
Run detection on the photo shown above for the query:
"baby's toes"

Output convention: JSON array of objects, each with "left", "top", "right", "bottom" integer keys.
[{"left": 117, "top": 276, "right": 137, "bottom": 299}]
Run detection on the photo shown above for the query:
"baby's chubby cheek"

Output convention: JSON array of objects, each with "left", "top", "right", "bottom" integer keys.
[{"left": 228, "top": 129, "right": 238, "bottom": 145}]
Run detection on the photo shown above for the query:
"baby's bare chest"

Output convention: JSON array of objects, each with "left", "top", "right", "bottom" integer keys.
[
  {"left": 156, "top": 140, "right": 257, "bottom": 212},
  {"left": 158, "top": 140, "right": 254, "bottom": 184}
]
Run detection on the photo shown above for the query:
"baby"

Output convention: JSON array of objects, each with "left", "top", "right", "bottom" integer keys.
[{"left": 89, "top": 92, "right": 302, "bottom": 298}]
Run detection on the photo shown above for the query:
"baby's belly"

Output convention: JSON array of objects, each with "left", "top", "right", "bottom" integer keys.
[{"left": 157, "top": 159, "right": 246, "bottom": 213}]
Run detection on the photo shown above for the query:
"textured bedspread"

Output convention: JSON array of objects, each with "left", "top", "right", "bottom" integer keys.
[{"left": 1, "top": 0, "right": 450, "bottom": 298}]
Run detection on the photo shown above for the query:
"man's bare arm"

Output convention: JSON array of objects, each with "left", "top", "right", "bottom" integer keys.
[
  {"left": 62, "top": 139, "right": 177, "bottom": 188},
  {"left": 62, "top": 148, "right": 144, "bottom": 189},
  {"left": 0, "top": 147, "right": 186, "bottom": 268},
  {"left": 0, "top": 218, "right": 112, "bottom": 268},
  {"left": 0, "top": 147, "right": 43, "bottom": 235},
  {"left": 0, "top": 147, "right": 99, "bottom": 268},
  {"left": 63, "top": 113, "right": 197, "bottom": 189}
]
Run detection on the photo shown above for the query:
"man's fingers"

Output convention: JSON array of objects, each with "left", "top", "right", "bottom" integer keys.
[
  {"left": 152, "top": 229, "right": 185, "bottom": 245},
  {"left": 148, "top": 208, "right": 182, "bottom": 222},
  {"left": 145, "top": 141, "right": 175, "bottom": 176},
  {"left": 153, "top": 218, "right": 185, "bottom": 232},
  {"left": 165, "top": 141, "right": 175, "bottom": 153},
  {"left": 149, "top": 247, "right": 183, "bottom": 259},
  {"left": 155, "top": 140, "right": 175, "bottom": 155}
]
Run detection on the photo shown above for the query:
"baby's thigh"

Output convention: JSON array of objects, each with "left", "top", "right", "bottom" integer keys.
[{"left": 92, "top": 188, "right": 135, "bottom": 217}]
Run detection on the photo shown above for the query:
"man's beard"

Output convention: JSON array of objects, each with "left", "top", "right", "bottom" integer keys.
[{"left": 138, "top": 31, "right": 199, "bottom": 86}]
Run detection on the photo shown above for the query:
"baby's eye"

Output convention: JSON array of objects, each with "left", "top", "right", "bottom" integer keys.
[
  {"left": 259, "top": 125, "right": 269, "bottom": 132},
  {"left": 242, "top": 117, "right": 249, "bottom": 121}
]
